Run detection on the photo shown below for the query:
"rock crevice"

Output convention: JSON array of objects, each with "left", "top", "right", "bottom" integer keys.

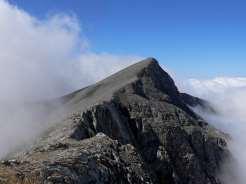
[{"left": 0, "top": 58, "right": 230, "bottom": 184}]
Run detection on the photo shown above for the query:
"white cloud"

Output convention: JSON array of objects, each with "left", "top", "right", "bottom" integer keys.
[
  {"left": 76, "top": 52, "right": 141, "bottom": 85},
  {"left": 0, "top": 0, "right": 141, "bottom": 101},
  {"left": 182, "top": 77, "right": 246, "bottom": 120},
  {"left": 183, "top": 77, "right": 246, "bottom": 184},
  {"left": 0, "top": 0, "right": 83, "bottom": 101},
  {"left": 0, "top": 0, "right": 141, "bottom": 159},
  {"left": 185, "top": 77, "right": 246, "bottom": 93}
]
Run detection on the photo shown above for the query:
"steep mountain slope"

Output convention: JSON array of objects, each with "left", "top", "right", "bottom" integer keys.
[
  {"left": 179, "top": 93, "right": 216, "bottom": 113},
  {"left": 0, "top": 58, "right": 229, "bottom": 184}
]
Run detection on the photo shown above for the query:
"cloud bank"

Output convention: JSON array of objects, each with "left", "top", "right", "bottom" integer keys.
[
  {"left": 0, "top": 0, "right": 141, "bottom": 158},
  {"left": 183, "top": 77, "right": 246, "bottom": 184},
  {"left": 0, "top": 0, "right": 141, "bottom": 101}
]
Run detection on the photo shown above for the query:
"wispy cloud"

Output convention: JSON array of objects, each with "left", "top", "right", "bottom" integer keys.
[
  {"left": 0, "top": 0, "right": 141, "bottom": 158},
  {"left": 183, "top": 76, "right": 246, "bottom": 184},
  {"left": 0, "top": 0, "right": 141, "bottom": 101}
]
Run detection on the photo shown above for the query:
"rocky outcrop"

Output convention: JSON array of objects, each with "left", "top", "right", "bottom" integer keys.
[
  {"left": 180, "top": 93, "right": 216, "bottom": 113},
  {"left": 0, "top": 58, "right": 230, "bottom": 184}
]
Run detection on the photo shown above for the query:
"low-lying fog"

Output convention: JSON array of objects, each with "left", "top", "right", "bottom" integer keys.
[
  {"left": 0, "top": 0, "right": 139, "bottom": 159},
  {"left": 183, "top": 77, "right": 246, "bottom": 184}
]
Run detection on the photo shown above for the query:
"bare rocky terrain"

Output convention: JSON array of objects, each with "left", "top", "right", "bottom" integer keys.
[{"left": 0, "top": 58, "right": 230, "bottom": 184}]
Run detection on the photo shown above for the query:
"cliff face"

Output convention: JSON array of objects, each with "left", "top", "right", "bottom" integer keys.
[{"left": 0, "top": 58, "right": 229, "bottom": 184}]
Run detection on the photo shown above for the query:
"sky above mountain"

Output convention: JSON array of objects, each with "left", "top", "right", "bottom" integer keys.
[{"left": 6, "top": 0, "right": 246, "bottom": 78}]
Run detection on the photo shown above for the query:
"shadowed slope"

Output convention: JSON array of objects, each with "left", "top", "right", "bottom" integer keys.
[{"left": 0, "top": 58, "right": 230, "bottom": 184}]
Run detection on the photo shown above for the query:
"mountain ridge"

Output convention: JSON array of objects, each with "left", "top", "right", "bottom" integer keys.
[
  {"left": 0, "top": 58, "right": 230, "bottom": 184},
  {"left": 60, "top": 58, "right": 201, "bottom": 119}
]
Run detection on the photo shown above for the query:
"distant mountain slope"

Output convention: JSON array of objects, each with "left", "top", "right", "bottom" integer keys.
[
  {"left": 180, "top": 92, "right": 216, "bottom": 113},
  {"left": 0, "top": 58, "right": 230, "bottom": 184}
]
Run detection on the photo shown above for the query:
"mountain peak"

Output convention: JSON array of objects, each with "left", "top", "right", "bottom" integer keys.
[
  {"left": 100, "top": 57, "right": 161, "bottom": 81},
  {"left": 0, "top": 57, "right": 229, "bottom": 184},
  {"left": 131, "top": 57, "right": 158, "bottom": 68},
  {"left": 62, "top": 58, "right": 180, "bottom": 110}
]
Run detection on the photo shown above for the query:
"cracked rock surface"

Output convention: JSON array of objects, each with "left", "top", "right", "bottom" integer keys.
[{"left": 0, "top": 58, "right": 230, "bottom": 184}]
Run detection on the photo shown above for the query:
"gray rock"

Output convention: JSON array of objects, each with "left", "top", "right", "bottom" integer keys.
[
  {"left": 0, "top": 58, "right": 230, "bottom": 184},
  {"left": 180, "top": 93, "right": 216, "bottom": 114}
]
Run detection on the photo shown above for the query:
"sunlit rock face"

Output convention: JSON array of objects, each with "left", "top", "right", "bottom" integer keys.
[{"left": 0, "top": 58, "right": 230, "bottom": 184}]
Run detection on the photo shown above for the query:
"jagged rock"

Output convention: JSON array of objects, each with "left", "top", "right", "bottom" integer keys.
[
  {"left": 180, "top": 93, "right": 216, "bottom": 113},
  {"left": 0, "top": 58, "right": 230, "bottom": 184}
]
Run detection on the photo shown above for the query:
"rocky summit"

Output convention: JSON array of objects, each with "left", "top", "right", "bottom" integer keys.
[{"left": 0, "top": 58, "right": 230, "bottom": 184}]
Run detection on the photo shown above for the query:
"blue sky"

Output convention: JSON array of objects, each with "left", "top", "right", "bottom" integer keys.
[{"left": 8, "top": 0, "right": 246, "bottom": 78}]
